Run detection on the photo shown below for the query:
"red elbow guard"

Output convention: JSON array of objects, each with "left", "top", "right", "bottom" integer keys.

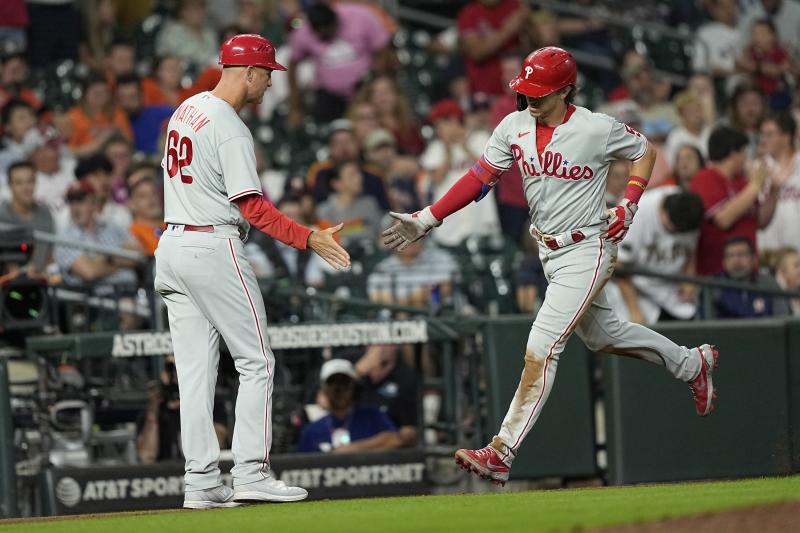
[{"left": 429, "top": 158, "right": 506, "bottom": 220}]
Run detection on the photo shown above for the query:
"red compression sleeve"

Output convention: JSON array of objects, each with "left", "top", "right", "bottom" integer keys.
[
  {"left": 623, "top": 175, "right": 648, "bottom": 204},
  {"left": 430, "top": 158, "right": 505, "bottom": 220},
  {"left": 235, "top": 194, "right": 313, "bottom": 250}
]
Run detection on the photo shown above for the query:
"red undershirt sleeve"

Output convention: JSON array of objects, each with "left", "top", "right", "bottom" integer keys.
[
  {"left": 234, "top": 193, "right": 313, "bottom": 250},
  {"left": 430, "top": 157, "right": 506, "bottom": 221}
]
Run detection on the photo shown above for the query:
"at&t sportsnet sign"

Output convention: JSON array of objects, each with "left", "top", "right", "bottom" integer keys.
[
  {"left": 53, "top": 474, "right": 183, "bottom": 509},
  {"left": 44, "top": 451, "right": 429, "bottom": 515}
]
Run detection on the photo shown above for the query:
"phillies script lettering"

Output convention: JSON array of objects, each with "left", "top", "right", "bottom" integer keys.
[{"left": 511, "top": 144, "right": 594, "bottom": 180}]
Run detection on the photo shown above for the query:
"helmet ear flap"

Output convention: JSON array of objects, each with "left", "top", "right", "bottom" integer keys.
[{"left": 516, "top": 93, "right": 528, "bottom": 112}]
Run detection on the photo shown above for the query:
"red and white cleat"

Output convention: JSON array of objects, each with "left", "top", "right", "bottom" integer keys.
[
  {"left": 454, "top": 445, "right": 510, "bottom": 486},
  {"left": 689, "top": 344, "right": 719, "bottom": 416}
]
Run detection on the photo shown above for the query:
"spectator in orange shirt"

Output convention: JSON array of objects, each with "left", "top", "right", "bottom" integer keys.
[
  {"left": 66, "top": 72, "right": 132, "bottom": 157},
  {"left": 127, "top": 175, "right": 165, "bottom": 257},
  {"left": 142, "top": 56, "right": 185, "bottom": 107},
  {"left": 0, "top": 52, "right": 42, "bottom": 113}
]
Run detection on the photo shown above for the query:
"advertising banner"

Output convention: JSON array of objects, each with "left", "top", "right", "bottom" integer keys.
[{"left": 43, "top": 450, "right": 429, "bottom": 515}]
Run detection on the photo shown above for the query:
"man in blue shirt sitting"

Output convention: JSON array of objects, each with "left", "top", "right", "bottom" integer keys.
[
  {"left": 713, "top": 236, "right": 782, "bottom": 318},
  {"left": 297, "top": 359, "right": 400, "bottom": 453}
]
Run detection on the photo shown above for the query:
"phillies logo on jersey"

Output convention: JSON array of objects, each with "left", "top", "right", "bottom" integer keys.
[{"left": 511, "top": 144, "right": 594, "bottom": 180}]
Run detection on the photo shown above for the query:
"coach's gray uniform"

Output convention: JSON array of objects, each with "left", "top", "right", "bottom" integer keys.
[
  {"left": 482, "top": 106, "right": 703, "bottom": 464},
  {"left": 154, "top": 92, "right": 275, "bottom": 491}
]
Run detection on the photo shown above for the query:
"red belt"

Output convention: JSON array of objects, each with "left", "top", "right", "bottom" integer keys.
[
  {"left": 532, "top": 228, "right": 586, "bottom": 250},
  {"left": 184, "top": 225, "right": 214, "bottom": 233}
]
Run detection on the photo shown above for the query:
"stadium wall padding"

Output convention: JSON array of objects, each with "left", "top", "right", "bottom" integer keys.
[{"left": 604, "top": 319, "right": 796, "bottom": 484}]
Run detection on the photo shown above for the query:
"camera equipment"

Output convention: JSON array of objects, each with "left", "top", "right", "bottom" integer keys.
[{"left": 0, "top": 226, "right": 50, "bottom": 334}]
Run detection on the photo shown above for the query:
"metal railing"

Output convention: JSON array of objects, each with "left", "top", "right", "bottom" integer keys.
[
  {"left": 32, "top": 230, "right": 146, "bottom": 263},
  {"left": 617, "top": 265, "right": 800, "bottom": 299}
]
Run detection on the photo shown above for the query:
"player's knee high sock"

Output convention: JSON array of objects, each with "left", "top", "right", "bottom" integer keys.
[{"left": 494, "top": 349, "right": 560, "bottom": 465}]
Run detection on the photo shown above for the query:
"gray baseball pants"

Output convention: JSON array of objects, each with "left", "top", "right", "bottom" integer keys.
[
  {"left": 492, "top": 234, "right": 702, "bottom": 464},
  {"left": 154, "top": 224, "right": 274, "bottom": 491}
]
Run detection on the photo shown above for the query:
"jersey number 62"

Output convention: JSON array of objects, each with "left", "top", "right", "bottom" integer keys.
[{"left": 166, "top": 130, "right": 193, "bottom": 184}]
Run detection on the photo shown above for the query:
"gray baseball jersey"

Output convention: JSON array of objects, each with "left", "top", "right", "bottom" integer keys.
[
  {"left": 482, "top": 106, "right": 647, "bottom": 234},
  {"left": 162, "top": 92, "right": 262, "bottom": 229},
  {"left": 155, "top": 91, "right": 279, "bottom": 492}
]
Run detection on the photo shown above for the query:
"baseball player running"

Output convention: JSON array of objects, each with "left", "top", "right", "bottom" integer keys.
[
  {"left": 154, "top": 35, "right": 350, "bottom": 508},
  {"left": 383, "top": 47, "right": 718, "bottom": 486}
]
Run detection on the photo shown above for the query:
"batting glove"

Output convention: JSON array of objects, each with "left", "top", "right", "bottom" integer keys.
[
  {"left": 601, "top": 199, "right": 637, "bottom": 243},
  {"left": 382, "top": 206, "right": 441, "bottom": 251}
]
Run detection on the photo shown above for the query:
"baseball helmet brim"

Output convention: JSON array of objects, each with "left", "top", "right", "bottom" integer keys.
[
  {"left": 509, "top": 75, "right": 560, "bottom": 98},
  {"left": 220, "top": 60, "right": 288, "bottom": 71}
]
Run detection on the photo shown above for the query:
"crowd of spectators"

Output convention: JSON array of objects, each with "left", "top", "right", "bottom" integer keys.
[
  {"left": 3, "top": 0, "right": 800, "bottom": 455},
  {"left": 1, "top": 0, "right": 799, "bottom": 326}
]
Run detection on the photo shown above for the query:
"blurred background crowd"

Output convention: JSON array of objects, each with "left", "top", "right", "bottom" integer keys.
[{"left": 2, "top": 0, "right": 800, "bottom": 461}]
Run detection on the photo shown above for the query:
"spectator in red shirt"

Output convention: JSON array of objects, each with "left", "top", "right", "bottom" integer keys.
[
  {"left": 0, "top": 0, "right": 28, "bottom": 52},
  {"left": 457, "top": 0, "right": 529, "bottom": 97},
  {"left": 487, "top": 51, "right": 529, "bottom": 244},
  {"left": 736, "top": 19, "right": 792, "bottom": 108},
  {"left": 353, "top": 75, "right": 425, "bottom": 156},
  {"left": 690, "top": 126, "right": 779, "bottom": 275}
]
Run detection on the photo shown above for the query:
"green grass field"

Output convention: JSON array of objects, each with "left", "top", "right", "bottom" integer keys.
[{"left": 7, "top": 476, "right": 800, "bottom": 533}]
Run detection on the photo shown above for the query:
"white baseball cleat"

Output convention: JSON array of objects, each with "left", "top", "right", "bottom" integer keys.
[
  {"left": 233, "top": 474, "right": 308, "bottom": 503},
  {"left": 183, "top": 485, "right": 242, "bottom": 509}
]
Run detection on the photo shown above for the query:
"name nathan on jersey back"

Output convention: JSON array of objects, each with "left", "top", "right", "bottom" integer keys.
[
  {"left": 511, "top": 144, "right": 594, "bottom": 181},
  {"left": 173, "top": 102, "right": 211, "bottom": 133}
]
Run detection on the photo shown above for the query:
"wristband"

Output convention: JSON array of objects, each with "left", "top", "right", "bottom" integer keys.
[
  {"left": 623, "top": 175, "right": 648, "bottom": 204},
  {"left": 415, "top": 206, "right": 440, "bottom": 228}
]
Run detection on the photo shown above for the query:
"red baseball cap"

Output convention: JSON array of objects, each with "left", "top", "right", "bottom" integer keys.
[
  {"left": 427, "top": 99, "right": 463, "bottom": 124},
  {"left": 65, "top": 181, "right": 96, "bottom": 203}
]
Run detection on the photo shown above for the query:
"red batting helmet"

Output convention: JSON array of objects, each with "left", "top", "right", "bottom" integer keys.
[
  {"left": 509, "top": 47, "right": 577, "bottom": 98},
  {"left": 218, "top": 34, "right": 287, "bottom": 71}
]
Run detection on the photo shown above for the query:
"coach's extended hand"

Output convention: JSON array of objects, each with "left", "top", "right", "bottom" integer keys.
[
  {"left": 308, "top": 223, "right": 351, "bottom": 270},
  {"left": 382, "top": 206, "right": 441, "bottom": 251}
]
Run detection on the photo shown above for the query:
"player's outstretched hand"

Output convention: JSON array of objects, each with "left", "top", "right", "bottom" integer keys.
[
  {"left": 308, "top": 223, "right": 351, "bottom": 270},
  {"left": 381, "top": 206, "right": 441, "bottom": 251}
]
